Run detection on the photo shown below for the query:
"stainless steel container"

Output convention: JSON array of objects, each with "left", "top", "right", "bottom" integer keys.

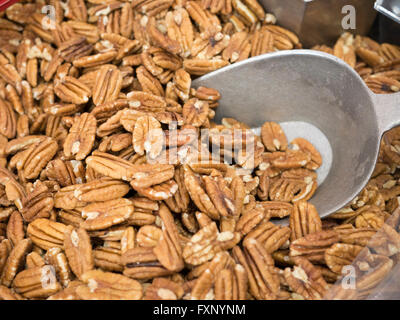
[
  {"left": 375, "top": 0, "right": 400, "bottom": 45},
  {"left": 260, "top": 0, "right": 377, "bottom": 48}
]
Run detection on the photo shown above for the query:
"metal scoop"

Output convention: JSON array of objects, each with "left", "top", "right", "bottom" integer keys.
[{"left": 192, "top": 50, "right": 400, "bottom": 219}]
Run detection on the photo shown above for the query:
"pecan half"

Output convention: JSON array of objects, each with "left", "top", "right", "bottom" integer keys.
[
  {"left": 64, "top": 113, "right": 96, "bottom": 160},
  {"left": 13, "top": 137, "right": 58, "bottom": 180},
  {"left": 368, "top": 223, "right": 400, "bottom": 256},
  {"left": 54, "top": 76, "right": 91, "bottom": 104},
  {"left": 0, "top": 285, "right": 17, "bottom": 300},
  {"left": 335, "top": 227, "right": 376, "bottom": 247},
  {"left": 47, "top": 280, "right": 83, "bottom": 300},
  {"left": 164, "top": 165, "right": 190, "bottom": 213},
  {"left": 21, "top": 180, "right": 54, "bottom": 222},
  {"left": 325, "top": 243, "right": 364, "bottom": 274},
  {"left": 26, "top": 251, "right": 45, "bottom": 269},
  {"left": 289, "top": 200, "right": 322, "bottom": 241},
  {"left": 203, "top": 175, "right": 237, "bottom": 217},
  {"left": 130, "top": 164, "right": 175, "bottom": 189},
  {"left": 86, "top": 151, "right": 135, "bottom": 181},
  {"left": 355, "top": 254, "right": 393, "bottom": 294},
  {"left": 6, "top": 211, "right": 24, "bottom": 246},
  {"left": 144, "top": 278, "right": 184, "bottom": 300},
  {"left": 1, "top": 238, "right": 32, "bottom": 287},
  {"left": 284, "top": 257, "right": 329, "bottom": 300},
  {"left": 334, "top": 32, "right": 356, "bottom": 68},
  {"left": 132, "top": 115, "right": 164, "bottom": 158},
  {"left": 0, "top": 98, "right": 16, "bottom": 139},
  {"left": 182, "top": 98, "right": 209, "bottom": 127},
  {"left": 136, "top": 225, "right": 163, "bottom": 247},
  {"left": 190, "top": 268, "right": 215, "bottom": 300},
  {"left": 135, "top": 179, "right": 178, "bottom": 201},
  {"left": 93, "top": 247, "right": 123, "bottom": 272},
  {"left": 183, "top": 222, "right": 238, "bottom": 266},
  {"left": 64, "top": 227, "right": 94, "bottom": 279},
  {"left": 92, "top": 65, "right": 122, "bottom": 106},
  {"left": 76, "top": 269, "right": 142, "bottom": 300},
  {"left": 153, "top": 204, "right": 184, "bottom": 272},
  {"left": 260, "top": 201, "right": 293, "bottom": 218},
  {"left": 232, "top": 239, "right": 280, "bottom": 300},
  {"left": 81, "top": 198, "right": 134, "bottom": 231},
  {"left": 184, "top": 168, "right": 219, "bottom": 220},
  {"left": 122, "top": 247, "right": 173, "bottom": 280},
  {"left": 291, "top": 138, "right": 322, "bottom": 170},
  {"left": 245, "top": 221, "right": 291, "bottom": 254},
  {"left": 183, "top": 58, "right": 229, "bottom": 76},
  {"left": 58, "top": 37, "right": 93, "bottom": 62},
  {"left": 13, "top": 265, "right": 61, "bottom": 299},
  {"left": 290, "top": 230, "right": 340, "bottom": 264},
  {"left": 214, "top": 265, "right": 248, "bottom": 300},
  {"left": 27, "top": 219, "right": 71, "bottom": 251},
  {"left": 269, "top": 174, "right": 316, "bottom": 202},
  {"left": 54, "top": 178, "right": 130, "bottom": 210},
  {"left": 235, "top": 205, "right": 266, "bottom": 236},
  {"left": 261, "top": 121, "right": 287, "bottom": 152},
  {"left": 44, "top": 248, "right": 73, "bottom": 287}
]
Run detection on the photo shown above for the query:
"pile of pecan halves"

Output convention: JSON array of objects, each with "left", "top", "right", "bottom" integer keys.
[{"left": 0, "top": 0, "right": 400, "bottom": 301}]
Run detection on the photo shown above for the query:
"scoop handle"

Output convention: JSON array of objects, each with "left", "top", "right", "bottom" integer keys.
[{"left": 373, "top": 92, "right": 400, "bottom": 135}]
